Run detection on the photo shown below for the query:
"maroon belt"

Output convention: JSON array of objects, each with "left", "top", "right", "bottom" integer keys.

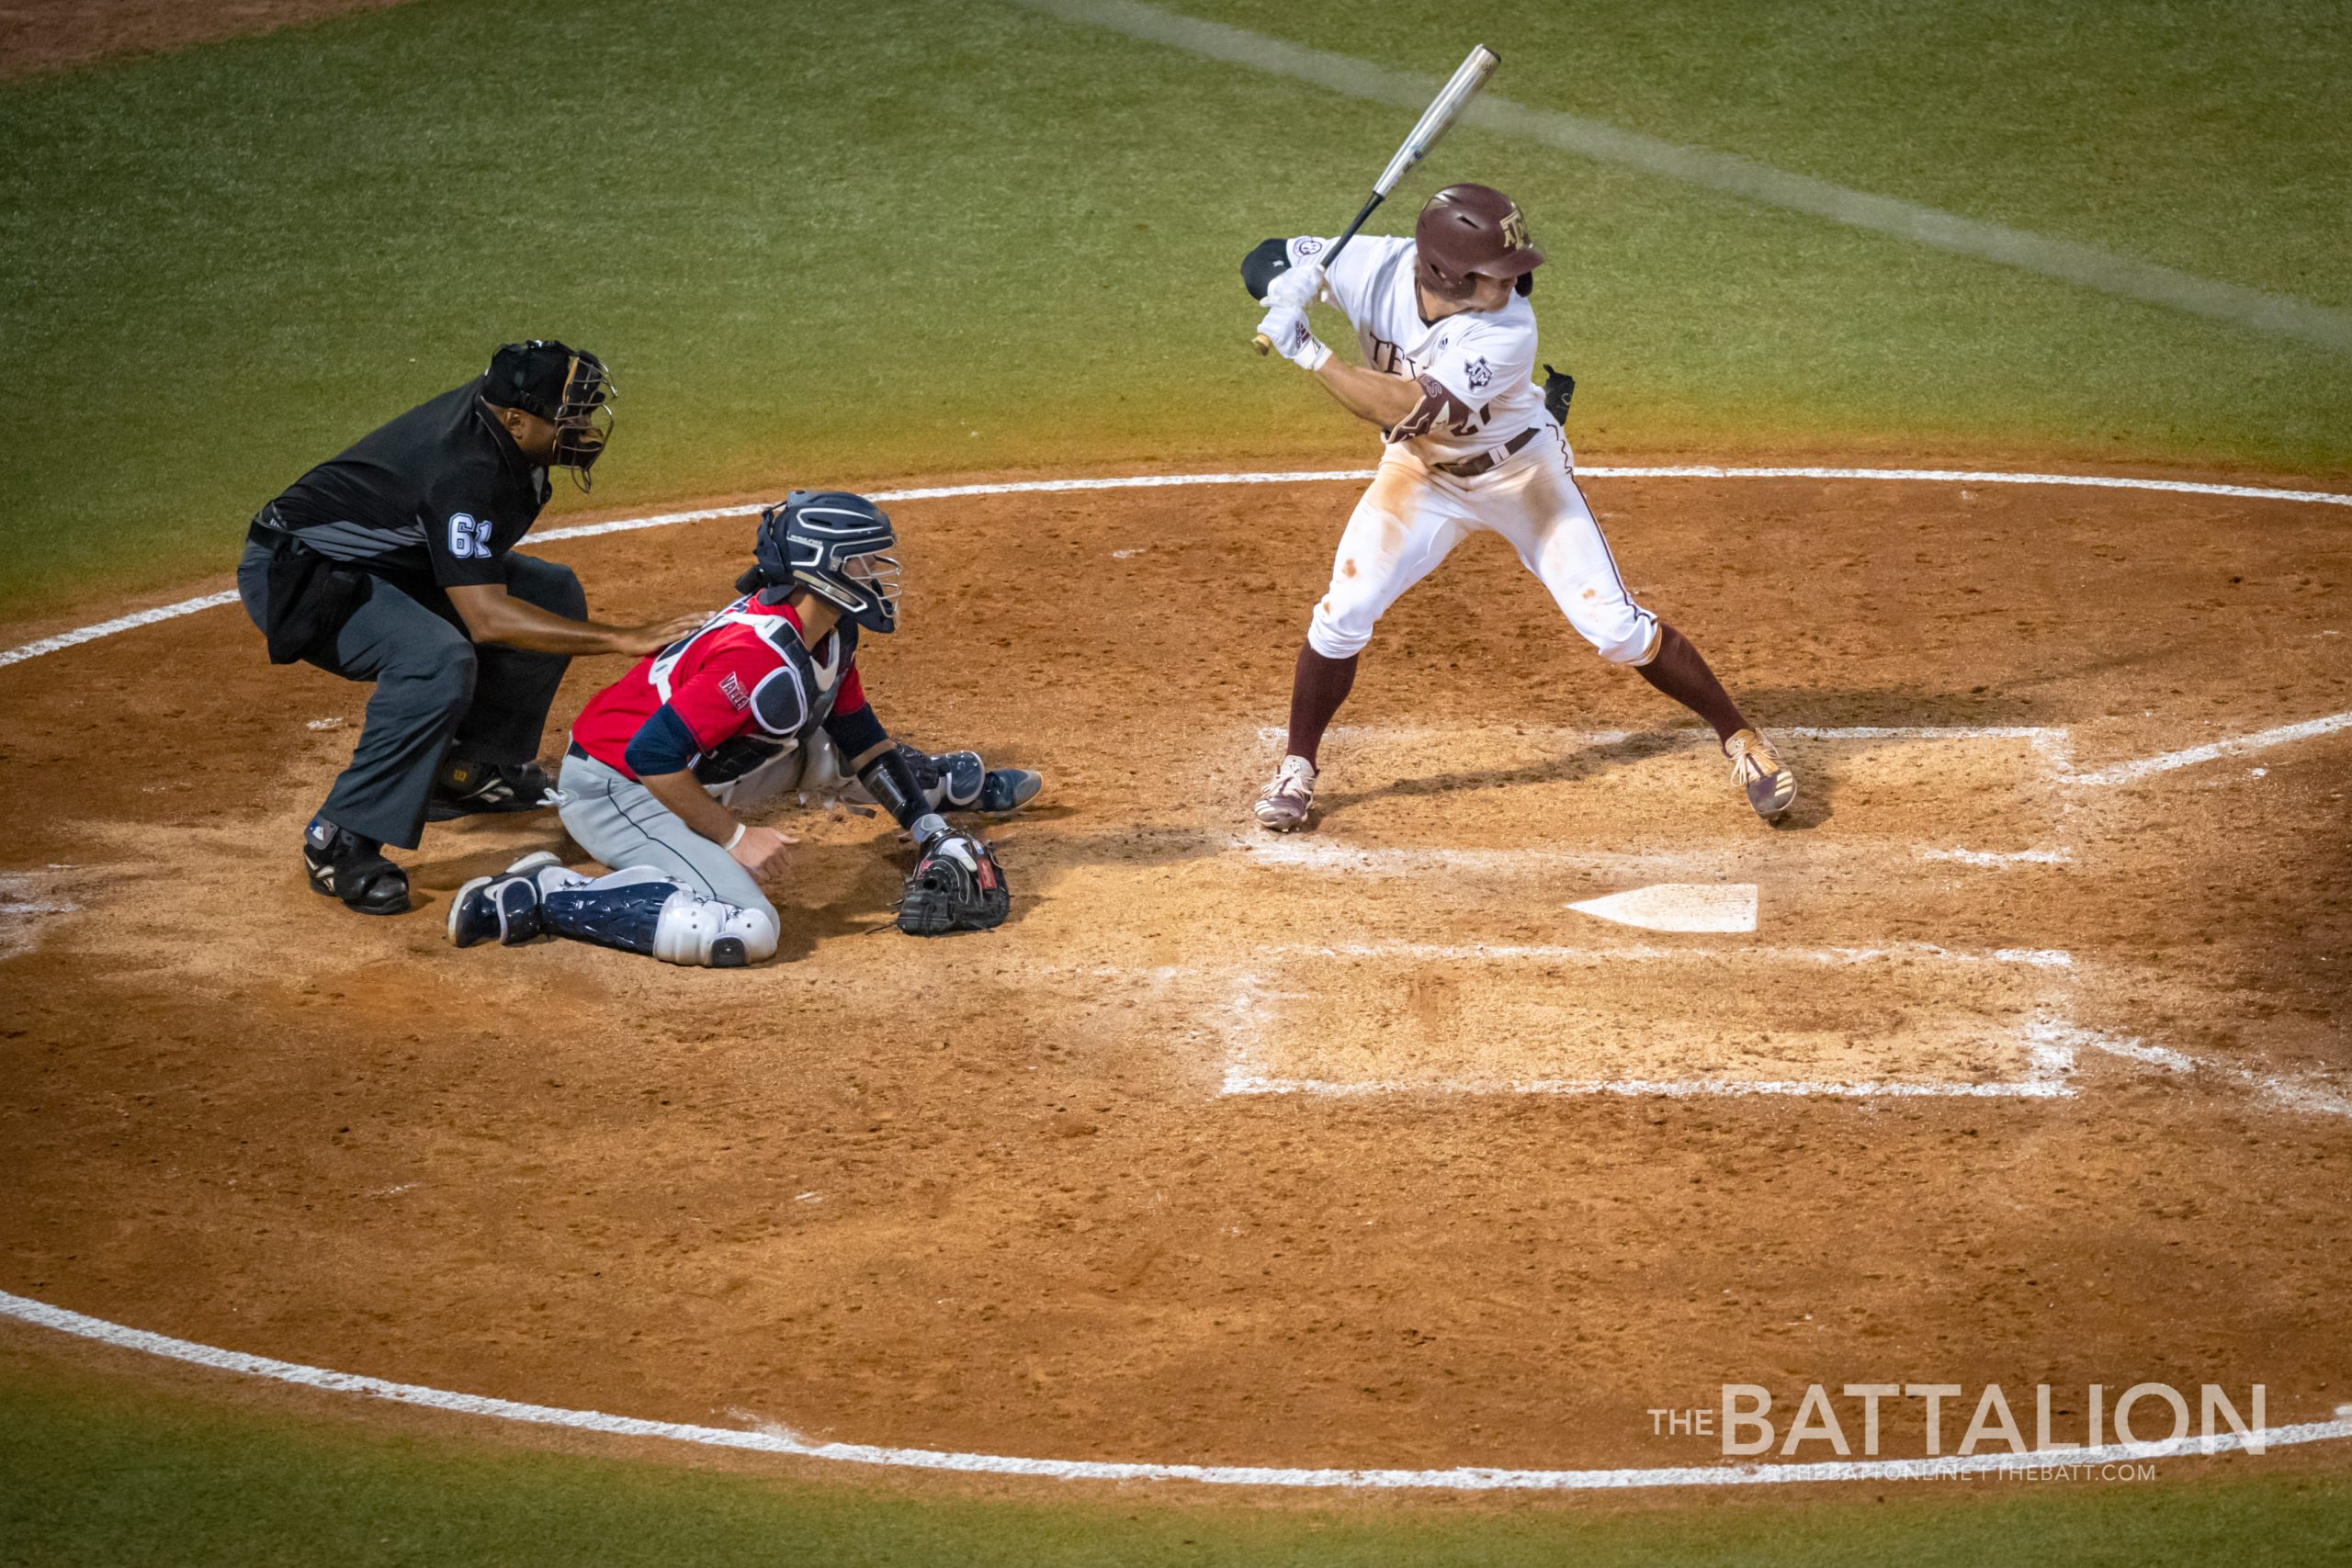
[{"left": 1431, "top": 425, "right": 1539, "bottom": 479}]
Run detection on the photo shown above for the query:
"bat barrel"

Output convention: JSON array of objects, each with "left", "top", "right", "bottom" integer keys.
[{"left": 1373, "top": 44, "right": 1498, "bottom": 197}]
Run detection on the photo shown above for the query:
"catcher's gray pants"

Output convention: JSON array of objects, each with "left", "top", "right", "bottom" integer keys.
[
  {"left": 555, "top": 749, "right": 777, "bottom": 925},
  {"left": 237, "top": 543, "right": 584, "bottom": 850}
]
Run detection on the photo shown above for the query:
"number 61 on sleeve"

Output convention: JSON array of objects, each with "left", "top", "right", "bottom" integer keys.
[{"left": 447, "top": 513, "right": 493, "bottom": 558}]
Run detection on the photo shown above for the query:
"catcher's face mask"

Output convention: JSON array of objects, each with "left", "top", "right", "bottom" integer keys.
[
  {"left": 832, "top": 547, "right": 903, "bottom": 633},
  {"left": 759, "top": 491, "right": 904, "bottom": 634}
]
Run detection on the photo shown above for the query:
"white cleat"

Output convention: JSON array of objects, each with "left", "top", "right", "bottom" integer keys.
[
  {"left": 1253, "top": 754, "right": 1318, "bottom": 832},
  {"left": 1724, "top": 728, "right": 1797, "bottom": 822}
]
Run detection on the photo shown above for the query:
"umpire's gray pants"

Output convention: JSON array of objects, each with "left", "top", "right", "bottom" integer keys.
[
  {"left": 237, "top": 543, "right": 585, "bottom": 849},
  {"left": 556, "top": 750, "right": 776, "bottom": 923}
]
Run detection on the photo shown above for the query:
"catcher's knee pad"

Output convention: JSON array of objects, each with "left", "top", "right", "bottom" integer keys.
[
  {"left": 922, "top": 748, "right": 985, "bottom": 810},
  {"left": 852, "top": 745, "right": 1036, "bottom": 816},
  {"left": 650, "top": 888, "right": 778, "bottom": 968}
]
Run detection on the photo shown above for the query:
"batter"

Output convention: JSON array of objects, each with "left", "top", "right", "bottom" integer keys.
[{"left": 1245, "top": 183, "right": 1797, "bottom": 831}]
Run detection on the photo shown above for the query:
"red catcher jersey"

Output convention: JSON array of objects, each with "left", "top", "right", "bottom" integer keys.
[{"left": 570, "top": 592, "right": 867, "bottom": 779}]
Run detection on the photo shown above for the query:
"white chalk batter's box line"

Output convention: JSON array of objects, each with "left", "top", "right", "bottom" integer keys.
[
  {"left": 1257, "top": 723, "right": 2078, "bottom": 771},
  {"left": 1244, "top": 722, "right": 2083, "bottom": 868},
  {"left": 1205, "top": 943, "right": 2081, "bottom": 1101},
  {"left": 1236, "top": 837, "right": 2075, "bottom": 874}
]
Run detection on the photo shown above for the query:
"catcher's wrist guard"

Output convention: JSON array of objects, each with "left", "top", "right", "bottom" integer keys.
[
  {"left": 856, "top": 744, "right": 927, "bottom": 830},
  {"left": 897, "top": 829, "right": 1010, "bottom": 935}
]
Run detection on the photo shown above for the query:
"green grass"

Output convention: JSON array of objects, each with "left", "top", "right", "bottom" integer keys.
[
  {"left": 2, "top": 0, "right": 2349, "bottom": 618},
  {"left": 4, "top": 1355, "right": 2349, "bottom": 1566},
  {"left": 1182, "top": 0, "right": 2352, "bottom": 307}
]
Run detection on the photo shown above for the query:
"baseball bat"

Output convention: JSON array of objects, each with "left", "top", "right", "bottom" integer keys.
[{"left": 1253, "top": 43, "right": 1500, "bottom": 355}]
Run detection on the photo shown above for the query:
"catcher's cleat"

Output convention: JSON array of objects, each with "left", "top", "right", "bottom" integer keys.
[
  {"left": 447, "top": 851, "right": 564, "bottom": 948},
  {"left": 427, "top": 758, "right": 561, "bottom": 821},
  {"left": 1724, "top": 728, "right": 1797, "bottom": 822},
  {"left": 978, "top": 768, "right": 1043, "bottom": 814},
  {"left": 304, "top": 817, "right": 410, "bottom": 916},
  {"left": 1252, "top": 754, "right": 1317, "bottom": 832}
]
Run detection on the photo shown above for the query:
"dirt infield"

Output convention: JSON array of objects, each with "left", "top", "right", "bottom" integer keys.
[
  {"left": 0, "top": 0, "right": 402, "bottom": 80},
  {"left": 3, "top": 464, "right": 2350, "bottom": 1486}
]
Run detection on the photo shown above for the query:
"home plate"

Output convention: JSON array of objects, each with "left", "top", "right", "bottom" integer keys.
[{"left": 1567, "top": 883, "right": 1758, "bottom": 933}]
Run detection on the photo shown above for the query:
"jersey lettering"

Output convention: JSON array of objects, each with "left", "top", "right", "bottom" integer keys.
[{"left": 1366, "top": 336, "right": 1424, "bottom": 378}]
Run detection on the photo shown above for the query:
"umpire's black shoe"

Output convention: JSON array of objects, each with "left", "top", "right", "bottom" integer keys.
[
  {"left": 427, "top": 759, "right": 560, "bottom": 822},
  {"left": 303, "top": 817, "right": 410, "bottom": 916}
]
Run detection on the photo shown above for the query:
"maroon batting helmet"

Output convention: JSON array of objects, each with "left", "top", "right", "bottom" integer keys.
[{"left": 1414, "top": 184, "right": 1545, "bottom": 302}]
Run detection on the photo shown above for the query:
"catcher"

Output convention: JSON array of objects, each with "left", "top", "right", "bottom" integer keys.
[{"left": 445, "top": 491, "right": 1034, "bottom": 967}]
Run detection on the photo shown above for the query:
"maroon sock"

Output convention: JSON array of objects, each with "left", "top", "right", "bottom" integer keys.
[
  {"left": 1634, "top": 623, "right": 1748, "bottom": 743},
  {"left": 1285, "top": 645, "right": 1359, "bottom": 767}
]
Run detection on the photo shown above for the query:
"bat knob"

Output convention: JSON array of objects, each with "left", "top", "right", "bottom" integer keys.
[{"left": 1251, "top": 333, "right": 1272, "bottom": 356}]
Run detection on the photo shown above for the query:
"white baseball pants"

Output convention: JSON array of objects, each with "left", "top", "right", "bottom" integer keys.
[{"left": 1305, "top": 426, "right": 1658, "bottom": 665}]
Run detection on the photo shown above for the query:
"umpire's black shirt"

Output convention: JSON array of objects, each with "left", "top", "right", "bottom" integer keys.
[{"left": 266, "top": 378, "right": 553, "bottom": 599}]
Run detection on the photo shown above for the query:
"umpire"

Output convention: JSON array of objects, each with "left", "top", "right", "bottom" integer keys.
[{"left": 237, "top": 341, "right": 701, "bottom": 917}]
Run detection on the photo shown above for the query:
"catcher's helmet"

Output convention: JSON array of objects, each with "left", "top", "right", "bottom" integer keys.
[
  {"left": 483, "top": 340, "right": 615, "bottom": 490},
  {"left": 743, "top": 491, "right": 902, "bottom": 634},
  {"left": 1413, "top": 185, "right": 1545, "bottom": 303}
]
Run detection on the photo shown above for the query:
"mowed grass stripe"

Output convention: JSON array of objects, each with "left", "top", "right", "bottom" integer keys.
[
  {"left": 1164, "top": 0, "right": 2352, "bottom": 311},
  {"left": 1024, "top": 0, "right": 2352, "bottom": 352}
]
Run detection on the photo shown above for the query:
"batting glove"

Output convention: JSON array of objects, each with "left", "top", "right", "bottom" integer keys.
[
  {"left": 1257, "top": 304, "right": 1332, "bottom": 371},
  {"left": 1261, "top": 259, "right": 1326, "bottom": 310}
]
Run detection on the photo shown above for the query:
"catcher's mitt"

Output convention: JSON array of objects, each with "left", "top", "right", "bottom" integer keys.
[
  {"left": 1541, "top": 362, "right": 1576, "bottom": 423},
  {"left": 898, "top": 829, "right": 1010, "bottom": 935}
]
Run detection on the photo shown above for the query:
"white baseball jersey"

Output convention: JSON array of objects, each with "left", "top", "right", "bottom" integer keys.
[
  {"left": 1277, "top": 233, "right": 1656, "bottom": 671},
  {"left": 1284, "top": 233, "right": 1549, "bottom": 465}
]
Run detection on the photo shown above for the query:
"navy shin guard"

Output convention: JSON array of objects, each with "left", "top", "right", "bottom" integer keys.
[{"left": 539, "top": 875, "right": 680, "bottom": 957}]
